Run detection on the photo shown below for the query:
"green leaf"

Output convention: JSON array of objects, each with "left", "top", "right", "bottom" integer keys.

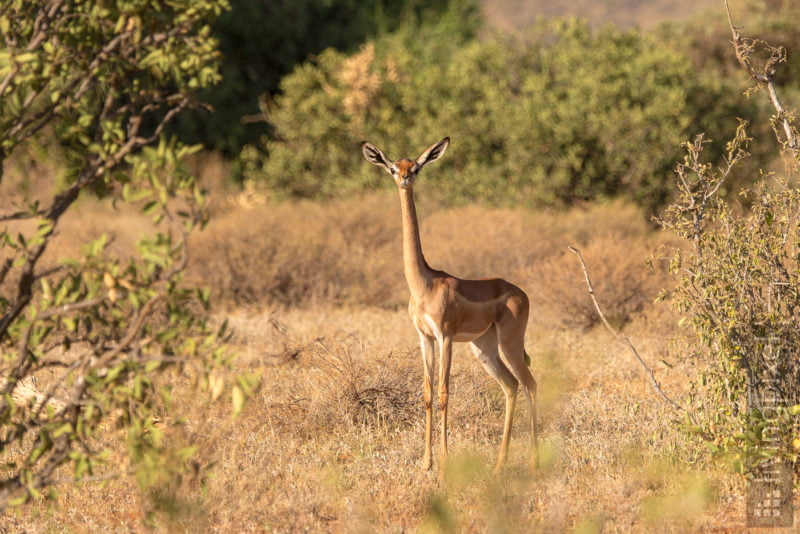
[
  {"left": 52, "top": 423, "right": 72, "bottom": 438},
  {"left": 177, "top": 445, "right": 198, "bottom": 463},
  {"left": 142, "top": 201, "right": 158, "bottom": 215},
  {"left": 105, "top": 365, "right": 124, "bottom": 383},
  {"left": 14, "top": 52, "right": 38, "bottom": 63},
  {"left": 7, "top": 494, "right": 28, "bottom": 507},
  {"left": 58, "top": 258, "right": 82, "bottom": 268},
  {"left": 41, "top": 278, "right": 53, "bottom": 302},
  {"left": 74, "top": 454, "right": 89, "bottom": 479},
  {"left": 36, "top": 220, "right": 53, "bottom": 237}
]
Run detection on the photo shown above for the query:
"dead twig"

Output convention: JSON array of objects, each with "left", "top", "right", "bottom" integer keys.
[
  {"left": 568, "top": 245, "right": 687, "bottom": 413},
  {"left": 725, "top": 0, "right": 798, "bottom": 150}
]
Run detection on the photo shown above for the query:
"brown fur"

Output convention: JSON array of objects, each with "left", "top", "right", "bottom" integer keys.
[{"left": 362, "top": 138, "right": 538, "bottom": 472}]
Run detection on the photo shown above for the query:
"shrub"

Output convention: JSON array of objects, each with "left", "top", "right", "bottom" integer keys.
[
  {"left": 244, "top": 18, "right": 754, "bottom": 212},
  {"left": 657, "top": 10, "right": 800, "bottom": 474},
  {"left": 190, "top": 190, "right": 670, "bottom": 336},
  {"left": 171, "top": 0, "right": 480, "bottom": 154},
  {"left": 306, "top": 335, "right": 419, "bottom": 431},
  {"left": 0, "top": 0, "right": 245, "bottom": 512},
  {"left": 660, "top": 126, "right": 800, "bottom": 470},
  {"left": 534, "top": 233, "right": 665, "bottom": 330},
  {"left": 189, "top": 194, "right": 406, "bottom": 309}
]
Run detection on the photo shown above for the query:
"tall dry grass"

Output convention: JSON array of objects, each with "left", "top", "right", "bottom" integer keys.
[
  {"left": 188, "top": 193, "right": 405, "bottom": 308},
  {"left": 189, "top": 192, "right": 669, "bottom": 332},
  {"left": 3, "top": 185, "right": 756, "bottom": 532}
]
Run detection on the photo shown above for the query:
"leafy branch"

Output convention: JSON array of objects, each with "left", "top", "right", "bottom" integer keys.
[{"left": 0, "top": 0, "right": 247, "bottom": 513}]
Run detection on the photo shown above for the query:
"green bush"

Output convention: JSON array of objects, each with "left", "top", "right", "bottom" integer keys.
[
  {"left": 658, "top": 9, "right": 800, "bottom": 474},
  {"left": 244, "top": 18, "right": 755, "bottom": 212},
  {"left": 660, "top": 125, "right": 800, "bottom": 472},
  {"left": 171, "top": 0, "right": 480, "bottom": 154},
  {"left": 0, "top": 0, "right": 250, "bottom": 512}
]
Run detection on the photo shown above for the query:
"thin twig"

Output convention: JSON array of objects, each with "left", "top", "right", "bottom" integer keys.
[
  {"left": 568, "top": 245, "right": 687, "bottom": 413},
  {"left": 725, "top": 0, "right": 798, "bottom": 150},
  {"left": 0, "top": 209, "right": 47, "bottom": 221}
]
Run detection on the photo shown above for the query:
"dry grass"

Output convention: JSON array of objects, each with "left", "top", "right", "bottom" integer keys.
[
  {"left": 188, "top": 193, "right": 406, "bottom": 309},
  {"left": 481, "top": 0, "right": 720, "bottom": 31},
  {"left": 1, "top": 186, "right": 766, "bottom": 532},
  {"left": 189, "top": 193, "right": 667, "bottom": 328},
  {"left": 8, "top": 307, "right": 747, "bottom": 532}
]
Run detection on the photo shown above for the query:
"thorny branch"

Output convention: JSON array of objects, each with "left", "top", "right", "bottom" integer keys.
[{"left": 725, "top": 0, "right": 799, "bottom": 151}]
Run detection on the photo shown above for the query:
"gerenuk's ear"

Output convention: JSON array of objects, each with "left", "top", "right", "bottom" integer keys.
[
  {"left": 415, "top": 137, "right": 450, "bottom": 168},
  {"left": 361, "top": 141, "right": 392, "bottom": 171}
]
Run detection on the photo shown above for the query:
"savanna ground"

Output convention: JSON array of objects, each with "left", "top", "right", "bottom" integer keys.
[
  {"left": 0, "top": 156, "right": 775, "bottom": 531},
  {"left": 483, "top": 0, "right": 719, "bottom": 30}
]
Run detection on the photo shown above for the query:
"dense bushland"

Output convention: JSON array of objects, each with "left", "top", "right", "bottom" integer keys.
[
  {"left": 168, "top": 1, "right": 800, "bottom": 214},
  {"left": 172, "top": 0, "right": 480, "bottom": 154},
  {"left": 242, "top": 18, "right": 759, "bottom": 212}
]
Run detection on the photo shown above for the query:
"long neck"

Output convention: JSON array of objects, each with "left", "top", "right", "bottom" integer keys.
[{"left": 398, "top": 186, "right": 431, "bottom": 295}]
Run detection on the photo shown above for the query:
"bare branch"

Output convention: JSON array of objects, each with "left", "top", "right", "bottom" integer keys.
[
  {"left": 37, "top": 296, "right": 107, "bottom": 321},
  {"left": 0, "top": 209, "right": 47, "bottom": 221},
  {"left": 725, "top": 0, "right": 798, "bottom": 150},
  {"left": 568, "top": 245, "right": 688, "bottom": 413}
]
